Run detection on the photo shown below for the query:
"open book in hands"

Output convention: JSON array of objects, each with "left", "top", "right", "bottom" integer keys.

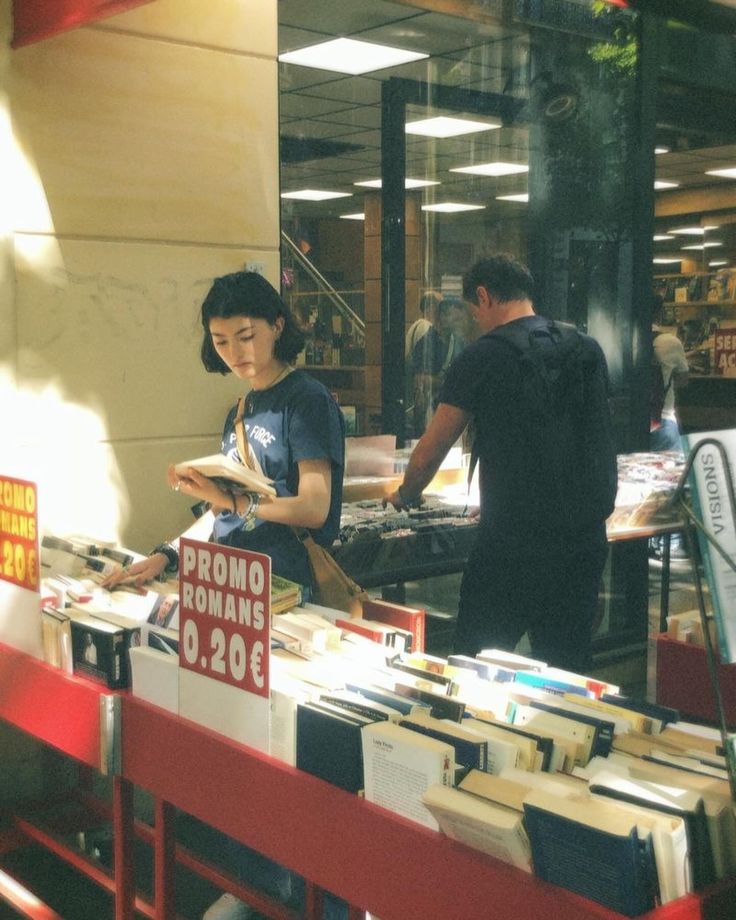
[{"left": 174, "top": 453, "right": 277, "bottom": 497}]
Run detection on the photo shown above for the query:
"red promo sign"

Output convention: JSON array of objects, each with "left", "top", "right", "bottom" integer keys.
[
  {"left": 178, "top": 538, "right": 270, "bottom": 699},
  {"left": 715, "top": 327, "right": 736, "bottom": 376},
  {"left": 0, "top": 476, "right": 39, "bottom": 591}
]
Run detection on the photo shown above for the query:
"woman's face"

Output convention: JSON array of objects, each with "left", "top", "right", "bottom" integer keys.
[{"left": 209, "top": 314, "right": 284, "bottom": 383}]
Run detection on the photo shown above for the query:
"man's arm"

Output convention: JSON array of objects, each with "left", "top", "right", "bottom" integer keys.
[{"left": 385, "top": 402, "right": 470, "bottom": 510}]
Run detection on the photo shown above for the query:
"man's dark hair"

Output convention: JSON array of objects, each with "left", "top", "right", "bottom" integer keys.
[
  {"left": 462, "top": 254, "right": 535, "bottom": 305},
  {"left": 200, "top": 271, "right": 305, "bottom": 373}
]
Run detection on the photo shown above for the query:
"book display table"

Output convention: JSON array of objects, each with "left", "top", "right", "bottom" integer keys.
[{"left": 2, "top": 641, "right": 736, "bottom": 920}]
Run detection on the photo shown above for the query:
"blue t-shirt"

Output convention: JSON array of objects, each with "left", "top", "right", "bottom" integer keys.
[{"left": 211, "top": 369, "right": 345, "bottom": 587}]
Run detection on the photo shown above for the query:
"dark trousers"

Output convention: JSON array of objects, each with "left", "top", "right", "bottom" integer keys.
[{"left": 453, "top": 525, "right": 609, "bottom": 674}]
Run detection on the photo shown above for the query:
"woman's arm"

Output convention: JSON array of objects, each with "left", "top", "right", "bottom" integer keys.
[{"left": 239, "top": 457, "right": 331, "bottom": 530}]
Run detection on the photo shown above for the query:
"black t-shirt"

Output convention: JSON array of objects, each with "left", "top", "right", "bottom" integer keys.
[
  {"left": 211, "top": 369, "right": 345, "bottom": 583},
  {"left": 440, "top": 315, "right": 613, "bottom": 543}
]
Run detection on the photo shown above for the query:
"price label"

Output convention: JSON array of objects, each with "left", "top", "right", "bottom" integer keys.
[
  {"left": 178, "top": 538, "right": 270, "bottom": 698},
  {"left": 0, "top": 477, "right": 39, "bottom": 592}
]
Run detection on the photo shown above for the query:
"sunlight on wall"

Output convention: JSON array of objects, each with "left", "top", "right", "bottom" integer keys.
[
  {"left": 1, "top": 371, "right": 127, "bottom": 545},
  {"left": 0, "top": 106, "right": 62, "bottom": 276}
]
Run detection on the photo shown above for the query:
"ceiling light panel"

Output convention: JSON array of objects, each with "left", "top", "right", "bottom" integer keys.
[
  {"left": 654, "top": 180, "right": 679, "bottom": 189},
  {"left": 496, "top": 193, "right": 529, "bottom": 202},
  {"left": 421, "top": 203, "right": 486, "bottom": 213},
  {"left": 279, "top": 38, "right": 428, "bottom": 76},
  {"left": 450, "top": 162, "right": 529, "bottom": 177},
  {"left": 354, "top": 178, "right": 440, "bottom": 189},
  {"left": 281, "top": 189, "right": 353, "bottom": 201},
  {"left": 405, "top": 116, "right": 501, "bottom": 138},
  {"left": 339, "top": 213, "right": 365, "bottom": 221},
  {"left": 706, "top": 167, "right": 736, "bottom": 179}
]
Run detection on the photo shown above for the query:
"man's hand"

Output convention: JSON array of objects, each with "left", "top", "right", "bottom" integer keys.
[{"left": 382, "top": 486, "right": 423, "bottom": 512}]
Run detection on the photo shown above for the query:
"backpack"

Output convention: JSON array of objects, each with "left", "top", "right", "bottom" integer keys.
[{"left": 474, "top": 320, "right": 618, "bottom": 530}]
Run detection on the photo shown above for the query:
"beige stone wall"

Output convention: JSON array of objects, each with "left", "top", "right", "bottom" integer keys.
[{"left": 1, "top": 0, "right": 280, "bottom": 552}]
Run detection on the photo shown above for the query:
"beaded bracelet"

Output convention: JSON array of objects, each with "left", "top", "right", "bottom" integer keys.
[{"left": 150, "top": 542, "right": 179, "bottom": 576}]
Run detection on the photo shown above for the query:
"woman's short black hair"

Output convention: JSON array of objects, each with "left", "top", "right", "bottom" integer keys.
[
  {"left": 200, "top": 271, "right": 305, "bottom": 373},
  {"left": 462, "top": 253, "right": 535, "bottom": 305}
]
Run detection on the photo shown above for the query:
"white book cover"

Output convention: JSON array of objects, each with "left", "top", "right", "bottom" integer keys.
[
  {"left": 361, "top": 721, "right": 453, "bottom": 830},
  {"left": 682, "top": 428, "right": 736, "bottom": 662},
  {"left": 422, "top": 784, "right": 532, "bottom": 872},
  {"left": 129, "top": 645, "right": 179, "bottom": 715}
]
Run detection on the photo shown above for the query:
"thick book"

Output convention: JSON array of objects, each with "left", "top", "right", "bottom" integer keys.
[
  {"left": 344, "top": 682, "right": 430, "bottom": 717},
  {"left": 319, "top": 690, "right": 403, "bottom": 723},
  {"left": 588, "top": 768, "right": 711, "bottom": 893},
  {"left": 600, "top": 693, "right": 679, "bottom": 731},
  {"left": 361, "top": 720, "right": 453, "bottom": 830},
  {"left": 295, "top": 701, "right": 367, "bottom": 793},
  {"left": 421, "top": 784, "right": 532, "bottom": 872},
  {"left": 523, "top": 790, "right": 659, "bottom": 917},
  {"left": 393, "top": 683, "right": 466, "bottom": 722},
  {"left": 174, "top": 452, "right": 277, "bottom": 497},
  {"left": 398, "top": 714, "right": 488, "bottom": 772},
  {"left": 362, "top": 597, "right": 426, "bottom": 653},
  {"left": 511, "top": 702, "right": 597, "bottom": 767},
  {"left": 69, "top": 614, "right": 129, "bottom": 689},
  {"left": 682, "top": 428, "right": 736, "bottom": 662},
  {"left": 528, "top": 700, "right": 615, "bottom": 758}
]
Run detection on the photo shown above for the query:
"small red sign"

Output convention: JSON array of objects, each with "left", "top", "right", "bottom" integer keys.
[
  {"left": 0, "top": 476, "right": 39, "bottom": 592},
  {"left": 715, "top": 326, "right": 736, "bottom": 376},
  {"left": 178, "top": 538, "right": 270, "bottom": 699}
]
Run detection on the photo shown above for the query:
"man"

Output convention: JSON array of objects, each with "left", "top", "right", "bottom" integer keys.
[
  {"left": 405, "top": 290, "right": 442, "bottom": 436},
  {"left": 650, "top": 294, "right": 689, "bottom": 452},
  {"left": 386, "top": 254, "right": 617, "bottom": 673}
]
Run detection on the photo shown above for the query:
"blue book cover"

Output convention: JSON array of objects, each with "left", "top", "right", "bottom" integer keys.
[
  {"left": 513, "top": 670, "right": 593, "bottom": 698},
  {"left": 523, "top": 799, "right": 658, "bottom": 917}
]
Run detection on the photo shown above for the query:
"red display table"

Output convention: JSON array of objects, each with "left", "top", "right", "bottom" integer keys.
[{"left": 1, "top": 642, "right": 736, "bottom": 919}]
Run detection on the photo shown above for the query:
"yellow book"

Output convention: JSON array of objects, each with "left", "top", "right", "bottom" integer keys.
[{"left": 562, "top": 693, "right": 653, "bottom": 734}]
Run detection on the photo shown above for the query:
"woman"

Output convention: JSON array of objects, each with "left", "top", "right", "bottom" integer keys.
[
  {"left": 107, "top": 270, "right": 345, "bottom": 594},
  {"left": 104, "top": 271, "right": 346, "bottom": 920}
]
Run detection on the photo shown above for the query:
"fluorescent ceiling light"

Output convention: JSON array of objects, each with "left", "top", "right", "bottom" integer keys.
[
  {"left": 405, "top": 116, "right": 500, "bottom": 138},
  {"left": 450, "top": 162, "right": 529, "bottom": 177},
  {"left": 421, "top": 202, "right": 485, "bottom": 213},
  {"left": 278, "top": 38, "right": 427, "bottom": 75},
  {"left": 653, "top": 258, "right": 682, "bottom": 264},
  {"left": 339, "top": 212, "right": 365, "bottom": 221},
  {"left": 496, "top": 193, "right": 529, "bottom": 203},
  {"left": 280, "top": 189, "right": 352, "bottom": 201},
  {"left": 669, "top": 226, "right": 711, "bottom": 235},
  {"left": 655, "top": 146, "right": 670, "bottom": 155},
  {"left": 354, "top": 178, "right": 440, "bottom": 189},
  {"left": 653, "top": 234, "right": 674, "bottom": 241},
  {"left": 706, "top": 167, "right": 736, "bottom": 179},
  {"left": 710, "top": 260, "right": 728, "bottom": 267},
  {"left": 654, "top": 180, "right": 679, "bottom": 189},
  {"left": 681, "top": 242, "right": 723, "bottom": 250}
]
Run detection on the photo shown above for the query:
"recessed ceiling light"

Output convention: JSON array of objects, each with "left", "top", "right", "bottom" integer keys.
[
  {"left": 354, "top": 178, "right": 440, "bottom": 189},
  {"left": 278, "top": 38, "right": 428, "bottom": 76},
  {"left": 706, "top": 167, "right": 736, "bottom": 179},
  {"left": 681, "top": 242, "right": 723, "bottom": 250},
  {"left": 339, "top": 212, "right": 365, "bottom": 221},
  {"left": 450, "top": 162, "right": 529, "bottom": 177},
  {"left": 280, "top": 189, "right": 352, "bottom": 201},
  {"left": 655, "top": 146, "right": 670, "bottom": 155},
  {"left": 653, "top": 234, "right": 674, "bottom": 241},
  {"left": 709, "top": 260, "right": 728, "bottom": 267},
  {"left": 421, "top": 202, "right": 486, "bottom": 213},
  {"left": 669, "top": 226, "right": 708, "bottom": 235},
  {"left": 405, "top": 116, "right": 501, "bottom": 138},
  {"left": 496, "top": 193, "right": 529, "bottom": 203},
  {"left": 653, "top": 258, "right": 682, "bottom": 264},
  {"left": 654, "top": 180, "right": 679, "bottom": 189}
]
